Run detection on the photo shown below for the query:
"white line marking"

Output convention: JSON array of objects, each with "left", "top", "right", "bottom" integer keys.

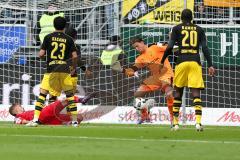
[
  {"left": 0, "top": 134, "right": 240, "bottom": 145},
  {"left": 0, "top": 123, "right": 240, "bottom": 131}
]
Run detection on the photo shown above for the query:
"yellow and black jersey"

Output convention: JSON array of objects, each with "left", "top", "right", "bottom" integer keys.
[
  {"left": 171, "top": 23, "right": 203, "bottom": 65},
  {"left": 41, "top": 31, "right": 77, "bottom": 73},
  {"left": 161, "top": 22, "right": 213, "bottom": 67}
]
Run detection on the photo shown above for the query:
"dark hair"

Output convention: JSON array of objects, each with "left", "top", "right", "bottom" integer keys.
[
  {"left": 130, "top": 37, "right": 144, "bottom": 46},
  {"left": 181, "top": 9, "right": 193, "bottom": 22},
  {"left": 109, "top": 35, "right": 121, "bottom": 45},
  {"left": 9, "top": 103, "right": 18, "bottom": 116},
  {"left": 54, "top": 16, "right": 66, "bottom": 30},
  {"left": 65, "top": 28, "right": 77, "bottom": 39},
  {"left": 48, "top": 0, "right": 57, "bottom": 6}
]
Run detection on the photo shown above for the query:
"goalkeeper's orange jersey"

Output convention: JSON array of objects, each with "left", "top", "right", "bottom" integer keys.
[{"left": 135, "top": 44, "right": 174, "bottom": 78}]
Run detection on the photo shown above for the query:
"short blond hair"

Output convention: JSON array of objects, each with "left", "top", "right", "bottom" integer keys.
[{"left": 9, "top": 103, "right": 19, "bottom": 116}]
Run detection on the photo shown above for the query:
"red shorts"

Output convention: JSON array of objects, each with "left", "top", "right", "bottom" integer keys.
[{"left": 39, "top": 100, "right": 71, "bottom": 125}]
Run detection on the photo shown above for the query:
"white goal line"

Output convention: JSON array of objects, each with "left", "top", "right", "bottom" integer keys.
[{"left": 0, "top": 134, "right": 240, "bottom": 145}]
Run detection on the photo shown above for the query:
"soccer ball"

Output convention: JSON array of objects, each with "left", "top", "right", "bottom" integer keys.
[
  {"left": 133, "top": 98, "right": 156, "bottom": 110},
  {"left": 133, "top": 98, "right": 146, "bottom": 110}
]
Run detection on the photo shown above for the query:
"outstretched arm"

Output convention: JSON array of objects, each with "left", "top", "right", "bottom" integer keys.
[
  {"left": 15, "top": 117, "right": 30, "bottom": 124},
  {"left": 200, "top": 29, "right": 216, "bottom": 76},
  {"left": 161, "top": 40, "right": 175, "bottom": 64},
  {"left": 200, "top": 30, "right": 213, "bottom": 67},
  {"left": 161, "top": 27, "right": 177, "bottom": 65},
  {"left": 39, "top": 36, "right": 48, "bottom": 58},
  {"left": 39, "top": 49, "right": 46, "bottom": 58}
]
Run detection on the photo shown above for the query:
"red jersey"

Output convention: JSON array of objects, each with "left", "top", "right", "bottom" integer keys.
[
  {"left": 15, "top": 101, "right": 71, "bottom": 125},
  {"left": 15, "top": 111, "right": 34, "bottom": 124}
]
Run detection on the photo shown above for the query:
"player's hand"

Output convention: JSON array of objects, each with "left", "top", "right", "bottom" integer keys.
[
  {"left": 208, "top": 66, "right": 216, "bottom": 77},
  {"left": 124, "top": 68, "right": 135, "bottom": 77},
  {"left": 85, "top": 69, "right": 92, "bottom": 78},
  {"left": 70, "top": 68, "right": 76, "bottom": 76}
]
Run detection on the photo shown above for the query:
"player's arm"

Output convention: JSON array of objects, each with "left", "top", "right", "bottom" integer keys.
[
  {"left": 78, "top": 57, "right": 92, "bottom": 77},
  {"left": 69, "top": 39, "right": 78, "bottom": 70},
  {"left": 39, "top": 49, "right": 46, "bottom": 58},
  {"left": 76, "top": 47, "right": 89, "bottom": 72},
  {"left": 200, "top": 29, "right": 216, "bottom": 76},
  {"left": 20, "top": 119, "right": 30, "bottom": 124},
  {"left": 39, "top": 36, "right": 47, "bottom": 58},
  {"left": 200, "top": 29, "right": 213, "bottom": 67},
  {"left": 14, "top": 117, "right": 30, "bottom": 125},
  {"left": 160, "top": 27, "right": 177, "bottom": 65},
  {"left": 72, "top": 51, "right": 78, "bottom": 71}
]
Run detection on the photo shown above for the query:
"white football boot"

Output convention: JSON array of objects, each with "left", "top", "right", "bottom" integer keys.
[
  {"left": 26, "top": 121, "right": 39, "bottom": 127},
  {"left": 171, "top": 124, "right": 180, "bottom": 131},
  {"left": 71, "top": 121, "right": 79, "bottom": 127}
]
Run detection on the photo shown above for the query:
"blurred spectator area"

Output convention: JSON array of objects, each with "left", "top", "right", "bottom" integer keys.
[
  {"left": 0, "top": 7, "right": 27, "bottom": 24},
  {"left": 194, "top": 0, "right": 240, "bottom": 24}
]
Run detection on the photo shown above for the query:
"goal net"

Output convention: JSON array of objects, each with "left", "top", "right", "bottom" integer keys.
[{"left": 0, "top": 0, "right": 239, "bottom": 111}]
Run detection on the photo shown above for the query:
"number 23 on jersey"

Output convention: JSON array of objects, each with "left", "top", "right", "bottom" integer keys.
[{"left": 50, "top": 42, "right": 66, "bottom": 60}]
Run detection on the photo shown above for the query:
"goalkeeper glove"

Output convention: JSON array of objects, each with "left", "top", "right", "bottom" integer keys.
[{"left": 123, "top": 68, "right": 135, "bottom": 77}]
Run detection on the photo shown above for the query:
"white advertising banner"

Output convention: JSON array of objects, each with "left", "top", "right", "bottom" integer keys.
[{"left": 1, "top": 105, "right": 240, "bottom": 126}]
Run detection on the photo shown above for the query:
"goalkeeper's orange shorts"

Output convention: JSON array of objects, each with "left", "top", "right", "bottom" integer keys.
[{"left": 137, "top": 75, "right": 172, "bottom": 92}]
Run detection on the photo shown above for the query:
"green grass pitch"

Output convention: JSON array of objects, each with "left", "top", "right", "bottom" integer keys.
[{"left": 0, "top": 122, "right": 240, "bottom": 160}]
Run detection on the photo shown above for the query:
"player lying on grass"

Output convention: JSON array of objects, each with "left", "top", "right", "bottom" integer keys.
[
  {"left": 124, "top": 37, "right": 174, "bottom": 125},
  {"left": 9, "top": 93, "right": 95, "bottom": 125}
]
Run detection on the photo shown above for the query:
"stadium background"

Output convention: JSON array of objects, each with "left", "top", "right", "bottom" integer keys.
[
  {"left": 0, "top": 1, "right": 239, "bottom": 160},
  {"left": 0, "top": 0, "right": 239, "bottom": 123}
]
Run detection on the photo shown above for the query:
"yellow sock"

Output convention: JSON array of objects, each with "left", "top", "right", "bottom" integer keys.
[
  {"left": 33, "top": 110, "right": 41, "bottom": 121},
  {"left": 193, "top": 98, "right": 202, "bottom": 124},
  {"left": 195, "top": 105, "right": 202, "bottom": 124},
  {"left": 33, "top": 93, "right": 46, "bottom": 121},
  {"left": 173, "top": 106, "right": 180, "bottom": 125},
  {"left": 172, "top": 99, "right": 182, "bottom": 125},
  {"left": 66, "top": 96, "right": 77, "bottom": 121}
]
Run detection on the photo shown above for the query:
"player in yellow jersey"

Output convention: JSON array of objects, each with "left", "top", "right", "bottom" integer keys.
[
  {"left": 161, "top": 9, "right": 216, "bottom": 131},
  {"left": 47, "top": 27, "right": 92, "bottom": 103},
  {"left": 27, "top": 16, "right": 78, "bottom": 127}
]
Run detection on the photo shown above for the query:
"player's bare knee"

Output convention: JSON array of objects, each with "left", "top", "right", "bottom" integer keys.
[
  {"left": 166, "top": 93, "right": 174, "bottom": 100},
  {"left": 191, "top": 89, "right": 201, "bottom": 98},
  {"left": 162, "top": 84, "right": 173, "bottom": 97}
]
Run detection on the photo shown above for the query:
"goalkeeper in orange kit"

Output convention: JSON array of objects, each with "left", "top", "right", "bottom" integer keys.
[{"left": 124, "top": 37, "right": 174, "bottom": 125}]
